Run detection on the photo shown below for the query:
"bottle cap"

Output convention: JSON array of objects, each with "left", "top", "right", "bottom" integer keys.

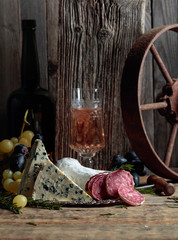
[{"left": 22, "top": 20, "right": 36, "bottom": 30}]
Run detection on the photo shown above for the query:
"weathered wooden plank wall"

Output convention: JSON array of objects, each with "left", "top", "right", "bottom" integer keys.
[
  {"left": 152, "top": 0, "right": 178, "bottom": 166},
  {"left": 0, "top": 0, "right": 21, "bottom": 139},
  {"left": 54, "top": 0, "right": 146, "bottom": 169},
  {"left": 0, "top": 0, "right": 177, "bottom": 169}
]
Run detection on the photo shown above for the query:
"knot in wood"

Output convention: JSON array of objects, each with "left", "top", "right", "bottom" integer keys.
[
  {"left": 97, "top": 28, "right": 112, "bottom": 43},
  {"left": 48, "top": 61, "right": 58, "bottom": 76},
  {"left": 74, "top": 25, "right": 83, "bottom": 34}
]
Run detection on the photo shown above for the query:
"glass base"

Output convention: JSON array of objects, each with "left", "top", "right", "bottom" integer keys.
[{"left": 79, "top": 153, "right": 95, "bottom": 168}]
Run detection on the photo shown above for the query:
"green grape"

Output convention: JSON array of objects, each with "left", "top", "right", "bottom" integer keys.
[
  {"left": 16, "top": 178, "right": 21, "bottom": 183},
  {"left": 13, "top": 195, "right": 27, "bottom": 208},
  {"left": 0, "top": 139, "right": 13, "bottom": 153},
  {"left": 10, "top": 137, "right": 18, "bottom": 145},
  {"left": 3, "top": 178, "right": 14, "bottom": 191},
  {"left": 13, "top": 171, "right": 22, "bottom": 180},
  {"left": 9, "top": 181, "right": 20, "bottom": 194},
  {"left": 19, "top": 137, "right": 29, "bottom": 147},
  {"left": 20, "top": 130, "right": 34, "bottom": 147},
  {"left": 3, "top": 169, "right": 13, "bottom": 179}
]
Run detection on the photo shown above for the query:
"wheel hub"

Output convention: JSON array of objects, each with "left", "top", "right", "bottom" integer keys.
[{"left": 157, "top": 79, "right": 178, "bottom": 124}]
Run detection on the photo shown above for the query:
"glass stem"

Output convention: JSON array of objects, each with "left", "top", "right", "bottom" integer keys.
[{"left": 88, "top": 157, "right": 93, "bottom": 168}]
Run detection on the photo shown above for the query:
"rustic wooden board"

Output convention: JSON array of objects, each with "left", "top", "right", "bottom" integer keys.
[{"left": 0, "top": 182, "right": 178, "bottom": 240}]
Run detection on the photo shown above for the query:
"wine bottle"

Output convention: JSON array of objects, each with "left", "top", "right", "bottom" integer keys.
[{"left": 7, "top": 20, "right": 55, "bottom": 155}]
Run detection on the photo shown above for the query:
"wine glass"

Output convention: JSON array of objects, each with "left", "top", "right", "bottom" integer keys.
[{"left": 70, "top": 88, "right": 105, "bottom": 168}]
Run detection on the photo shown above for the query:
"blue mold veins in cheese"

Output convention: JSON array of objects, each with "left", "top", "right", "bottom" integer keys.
[
  {"left": 18, "top": 139, "right": 49, "bottom": 197},
  {"left": 18, "top": 139, "right": 92, "bottom": 203},
  {"left": 32, "top": 161, "right": 92, "bottom": 203}
]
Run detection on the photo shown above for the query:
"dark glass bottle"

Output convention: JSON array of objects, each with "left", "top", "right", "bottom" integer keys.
[{"left": 7, "top": 20, "right": 55, "bottom": 155}]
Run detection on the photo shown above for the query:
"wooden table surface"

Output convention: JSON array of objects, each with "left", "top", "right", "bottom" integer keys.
[{"left": 0, "top": 181, "right": 178, "bottom": 240}]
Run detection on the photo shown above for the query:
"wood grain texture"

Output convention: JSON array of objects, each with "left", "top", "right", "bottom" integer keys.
[
  {"left": 0, "top": 181, "right": 178, "bottom": 240},
  {"left": 152, "top": 0, "right": 178, "bottom": 166},
  {"left": 53, "top": 0, "right": 146, "bottom": 169},
  {"left": 141, "top": 0, "right": 154, "bottom": 146},
  {"left": 0, "top": 0, "right": 177, "bottom": 171},
  {"left": 0, "top": 0, "right": 21, "bottom": 139}
]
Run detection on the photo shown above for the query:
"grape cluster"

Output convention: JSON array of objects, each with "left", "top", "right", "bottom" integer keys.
[
  {"left": 0, "top": 130, "right": 43, "bottom": 191},
  {"left": 109, "top": 151, "right": 147, "bottom": 186},
  {"left": 1, "top": 169, "right": 27, "bottom": 208},
  {"left": 2, "top": 168, "right": 24, "bottom": 194},
  {"left": 0, "top": 130, "right": 34, "bottom": 160}
]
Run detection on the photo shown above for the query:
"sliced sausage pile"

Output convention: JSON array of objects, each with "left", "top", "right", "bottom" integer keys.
[{"left": 85, "top": 170, "right": 145, "bottom": 206}]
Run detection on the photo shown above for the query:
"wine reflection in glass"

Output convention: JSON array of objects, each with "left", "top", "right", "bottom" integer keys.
[{"left": 70, "top": 88, "right": 105, "bottom": 168}]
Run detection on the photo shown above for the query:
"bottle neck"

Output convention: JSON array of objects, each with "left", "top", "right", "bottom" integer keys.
[{"left": 21, "top": 26, "right": 40, "bottom": 90}]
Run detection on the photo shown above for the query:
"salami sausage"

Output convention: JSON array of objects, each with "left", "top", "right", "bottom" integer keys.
[
  {"left": 106, "top": 170, "right": 134, "bottom": 198},
  {"left": 118, "top": 185, "right": 145, "bottom": 206},
  {"left": 91, "top": 174, "right": 109, "bottom": 200}
]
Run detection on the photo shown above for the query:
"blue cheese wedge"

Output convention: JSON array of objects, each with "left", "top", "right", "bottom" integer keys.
[
  {"left": 32, "top": 160, "right": 92, "bottom": 203},
  {"left": 18, "top": 139, "right": 49, "bottom": 197}
]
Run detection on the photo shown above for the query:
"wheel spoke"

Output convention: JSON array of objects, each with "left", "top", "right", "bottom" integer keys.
[
  {"left": 140, "top": 101, "right": 168, "bottom": 111},
  {"left": 164, "top": 123, "right": 178, "bottom": 167},
  {"left": 150, "top": 44, "right": 173, "bottom": 85}
]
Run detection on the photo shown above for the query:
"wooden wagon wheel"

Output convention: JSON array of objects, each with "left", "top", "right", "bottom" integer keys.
[{"left": 121, "top": 24, "right": 178, "bottom": 180}]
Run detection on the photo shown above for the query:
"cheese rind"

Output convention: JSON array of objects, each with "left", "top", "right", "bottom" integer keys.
[
  {"left": 56, "top": 158, "right": 104, "bottom": 190},
  {"left": 32, "top": 160, "right": 92, "bottom": 203},
  {"left": 18, "top": 139, "right": 49, "bottom": 197}
]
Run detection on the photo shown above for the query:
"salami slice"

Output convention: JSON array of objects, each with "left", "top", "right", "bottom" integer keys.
[
  {"left": 118, "top": 185, "right": 145, "bottom": 206},
  {"left": 106, "top": 170, "right": 134, "bottom": 198},
  {"left": 91, "top": 174, "right": 109, "bottom": 200},
  {"left": 86, "top": 172, "right": 109, "bottom": 192}
]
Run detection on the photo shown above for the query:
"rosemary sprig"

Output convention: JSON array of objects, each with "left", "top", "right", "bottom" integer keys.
[
  {"left": 112, "top": 164, "right": 135, "bottom": 172},
  {"left": 100, "top": 213, "right": 116, "bottom": 216},
  {"left": 0, "top": 192, "right": 22, "bottom": 214},
  {"left": 0, "top": 191, "right": 62, "bottom": 214},
  {"left": 27, "top": 198, "right": 62, "bottom": 210},
  {"left": 115, "top": 204, "right": 128, "bottom": 209},
  {"left": 136, "top": 187, "right": 155, "bottom": 195},
  {"left": 168, "top": 196, "right": 178, "bottom": 203},
  {"left": 119, "top": 164, "right": 135, "bottom": 172}
]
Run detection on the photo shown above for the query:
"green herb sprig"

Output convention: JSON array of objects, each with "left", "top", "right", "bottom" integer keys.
[
  {"left": 0, "top": 191, "right": 62, "bottom": 214},
  {"left": 168, "top": 196, "right": 178, "bottom": 203},
  {"left": 0, "top": 192, "right": 22, "bottom": 214},
  {"left": 27, "top": 198, "right": 62, "bottom": 210},
  {"left": 100, "top": 213, "right": 116, "bottom": 217},
  {"left": 167, "top": 196, "right": 178, "bottom": 208},
  {"left": 115, "top": 204, "right": 128, "bottom": 209},
  {"left": 112, "top": 164, "right": 135, "bottom": 172},
  {"left": 136, "top": 187, "right": 155, "bottom": 195}
]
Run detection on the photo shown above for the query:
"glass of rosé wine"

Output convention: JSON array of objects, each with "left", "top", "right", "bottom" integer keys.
[{"left": 70, "top": 88, "right": 105, "bottom": 168}]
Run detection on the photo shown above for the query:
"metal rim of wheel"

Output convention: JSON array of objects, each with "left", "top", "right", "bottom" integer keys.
[{"left": 121, "top": 24, "right": 178, "bottom": 180}]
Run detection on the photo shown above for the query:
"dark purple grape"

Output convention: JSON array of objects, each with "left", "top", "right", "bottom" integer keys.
[
  {"left": 10, "top": 153, "right": 26, "bottom": 172},
  {"left": 31, "top": 133, "right": 43, "bottom": 146},
  {"left": 112, "top": 155, "right": 127, "bottom": 166},
  {"left": 13, "top": 144, "right": 29, "bottom": 155},
  {"left": 124, "top": 151, "right": 139, "bottom": 161},
  {"left": 131, "top": 172, "right": 140, "bottom": 186},
  {"left": 138, "top": 165, "right": 147, "bottom": 176},
  {"left": 108, "top": 155, "right": 127, "bottom": 170}
]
